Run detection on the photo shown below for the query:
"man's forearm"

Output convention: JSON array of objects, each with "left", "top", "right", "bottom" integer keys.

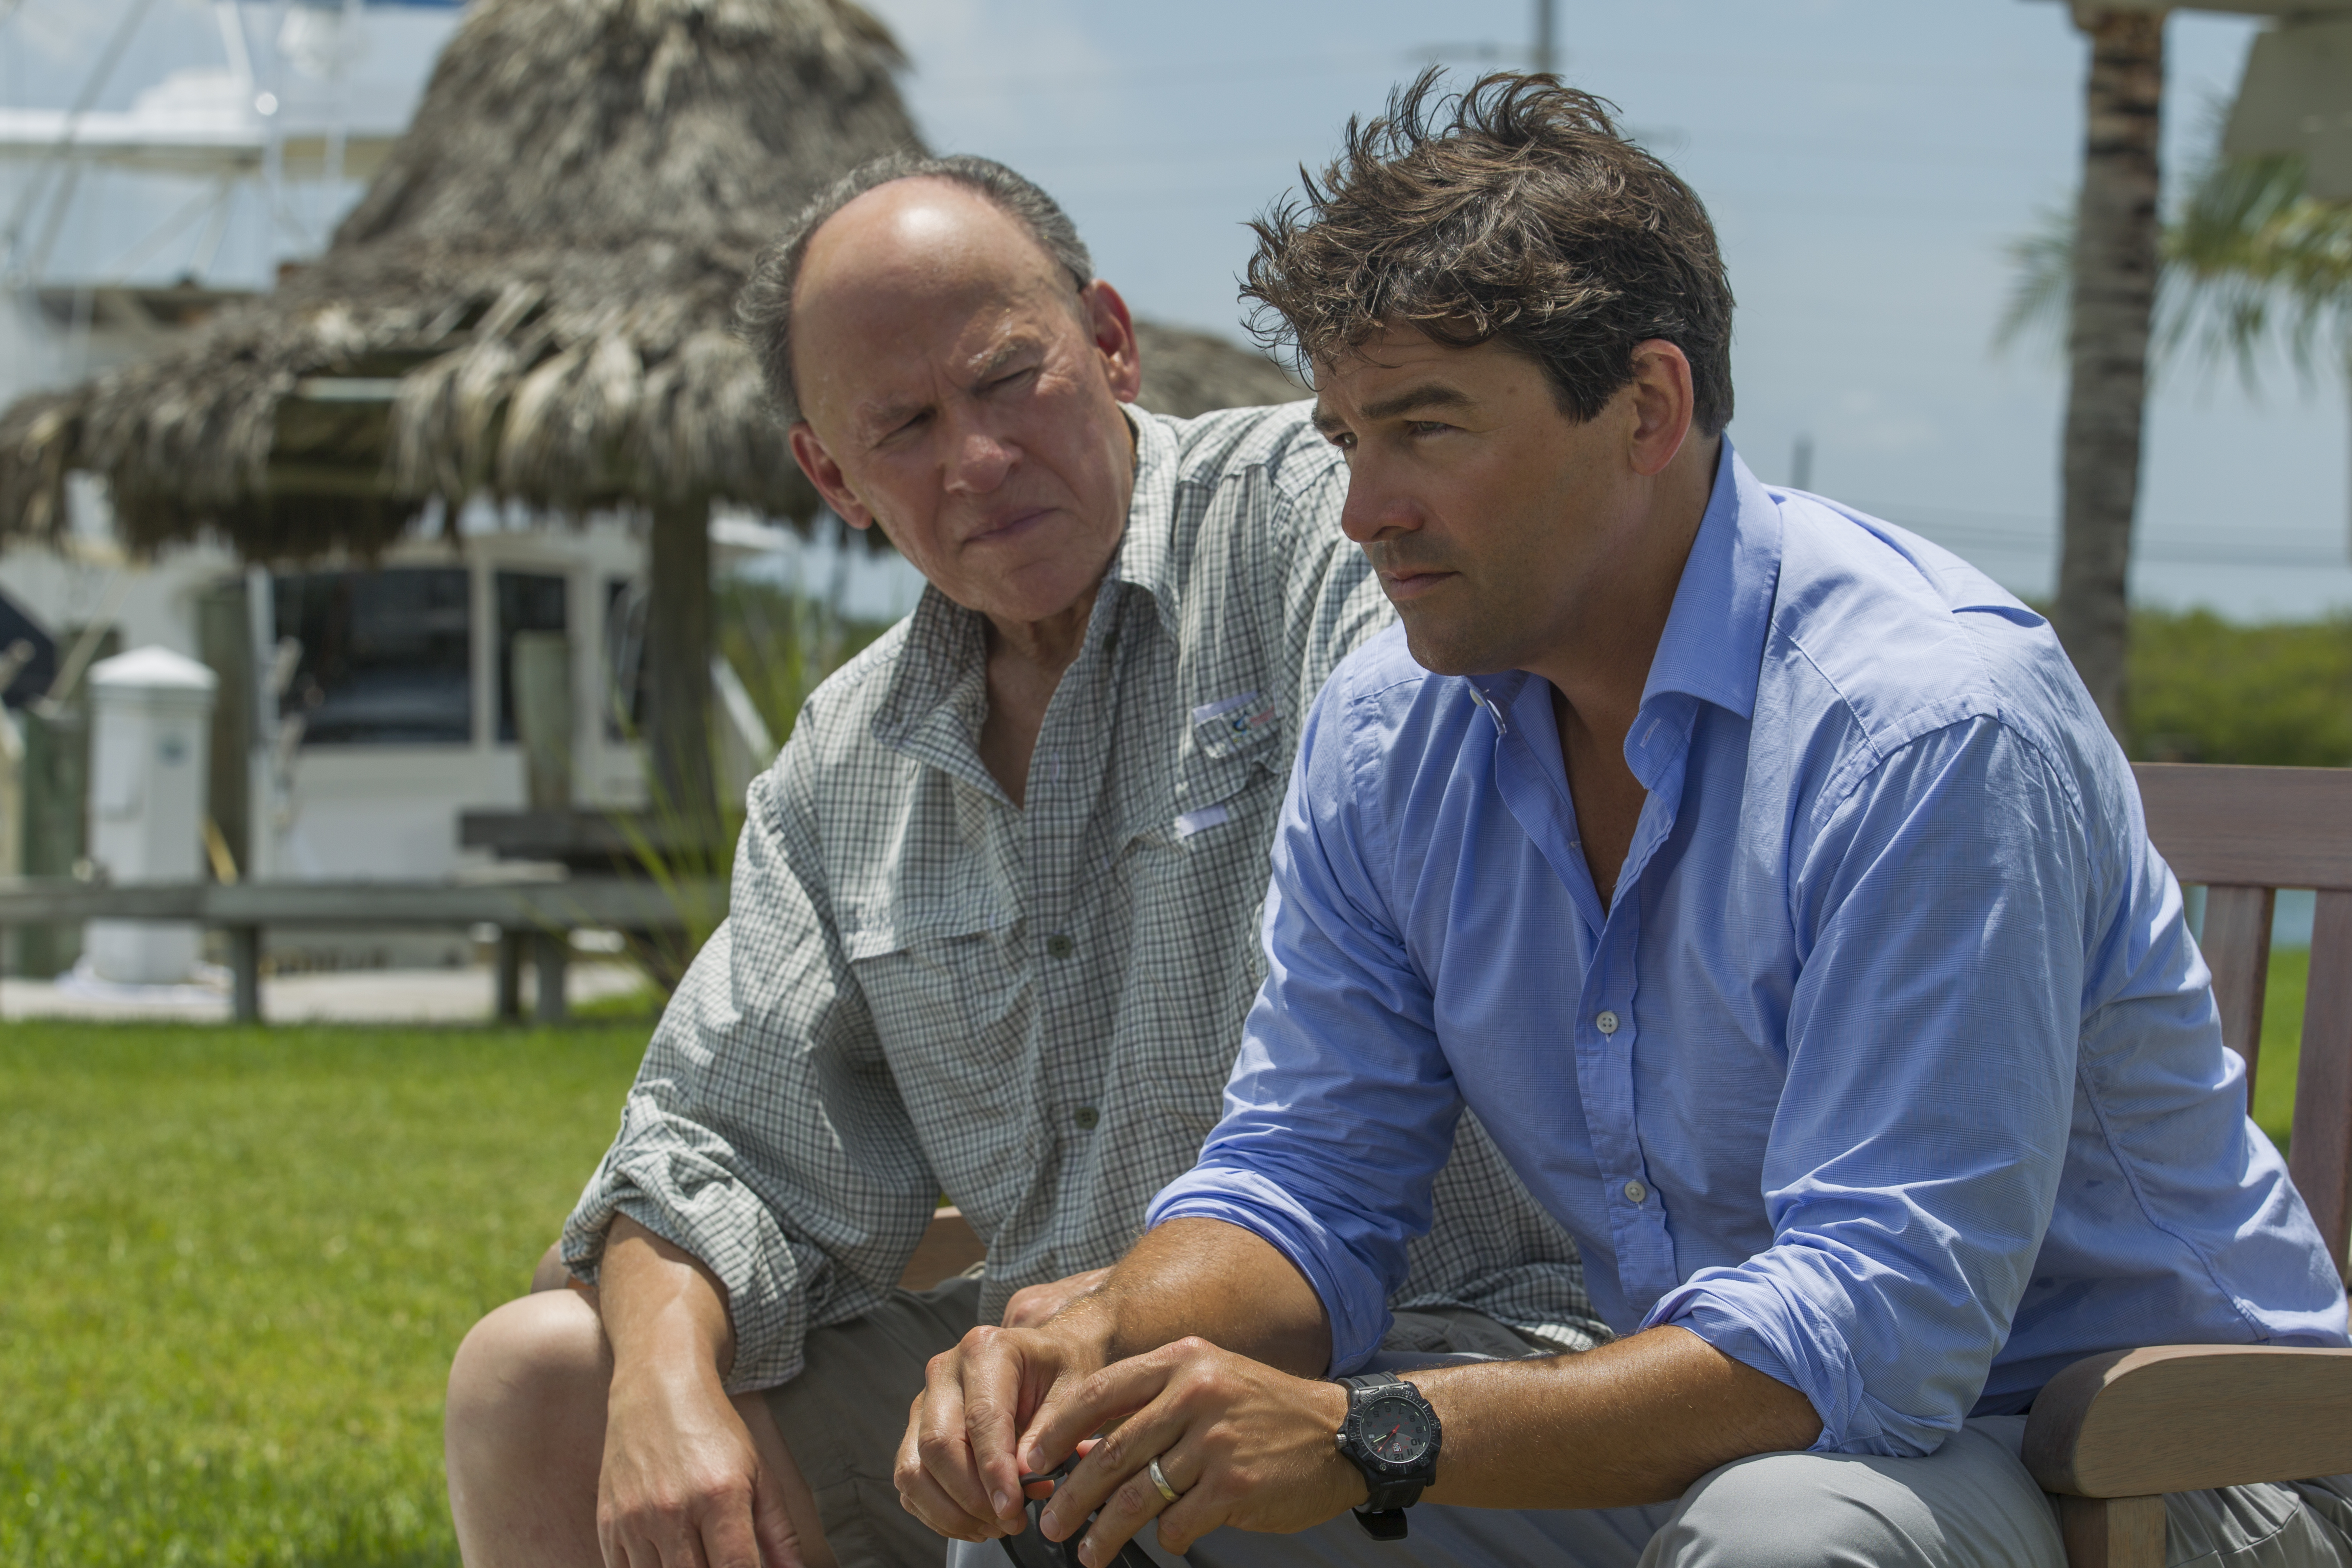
[
  {"left": 1061, "top": 1217, "right": 1333, "bottom": 1377},
  {"left": 598, "top": 1213, "right": 738, "bottom": 1382},
  {"left": 1414, "top": 1324, "right": 1823, "bottom": 1510},
  {"left": 1008, "top": 1254, "right": 1823, "bottom": 1559}
]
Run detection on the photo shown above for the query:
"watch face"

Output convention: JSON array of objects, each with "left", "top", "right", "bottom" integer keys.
[{"left": 1361, "top": 1393, "right": 1436, "bottom": 1466}]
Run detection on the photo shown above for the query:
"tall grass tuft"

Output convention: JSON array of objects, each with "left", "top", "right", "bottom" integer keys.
[{"left": 613, "top": 573, "right": 893, "bottom": 990}]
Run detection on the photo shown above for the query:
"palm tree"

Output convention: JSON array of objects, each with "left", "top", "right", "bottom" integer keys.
[
  {"left": 2055, "top": 10, "right": 2167, "bottom": 738},
  {"left": 2006, "top": 109, "right": 2352, "bottom": 729}
]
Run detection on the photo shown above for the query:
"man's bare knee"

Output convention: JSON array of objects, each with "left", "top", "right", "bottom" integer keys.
[
  {"left": 448, "top": 1289, "right": 611, "bottom": 1443},
  {"left": 446, "top": 1292, "right": 612, "bottom": 1566}
]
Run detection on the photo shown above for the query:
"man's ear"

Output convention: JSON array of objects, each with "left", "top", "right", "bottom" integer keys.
[
  {"left": 1082, "top": 279, "right": 1143, "bottom": 405},
  {"left": 1625, "top": 339, "right": 1696, "bottom": 479},
  {"left": 788, "top": 421, "right": 877, "bottom": 532}
]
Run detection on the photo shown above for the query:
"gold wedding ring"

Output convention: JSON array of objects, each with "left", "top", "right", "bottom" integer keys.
[{"left": 1147, "top": 1457, "right": 1180, "bottom": 1503}]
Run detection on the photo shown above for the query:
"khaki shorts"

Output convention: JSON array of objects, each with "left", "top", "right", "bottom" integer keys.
[{"left": 762, "top": 1280, "right": 1558, "bottom": 1568}]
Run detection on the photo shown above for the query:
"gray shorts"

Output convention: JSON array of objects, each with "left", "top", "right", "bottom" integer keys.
[
  {"left": 943, "top": 1408, "right": 2352, "bottom": 1568},
  {"left": 779, "top": 1296, "right": 2352, "bottom": 1568},
  {"left": 763, "top": 1277, "right": 990, "bottom": 1568},
  {"left": 761, "top": 1281, "right": 1561, "bottom": 1568}
]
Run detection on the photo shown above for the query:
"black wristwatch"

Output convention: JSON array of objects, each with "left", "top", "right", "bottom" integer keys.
[{"left": 1331, "top": 1371, "right": 1442, "bottom": 1540}]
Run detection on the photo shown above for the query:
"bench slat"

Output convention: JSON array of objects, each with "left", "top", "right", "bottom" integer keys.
[
  {"left": 2202, "top": 885, "right": 2276, "bottom": 1103},
  {"left": 0, "top": 876, "right": 726, "bottom": 929},
  {"left": 2135, "top": 764, "right": 2352, "bottom": 892},
  {"left": 2291, "top": 889, "right": 2352, "bottom": 1282}
]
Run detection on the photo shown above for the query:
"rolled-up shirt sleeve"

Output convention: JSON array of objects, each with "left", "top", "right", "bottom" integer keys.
[
  {"left": 1151, "top": 682, "right": 1465, "bottom": 1373},
  {"left": 1645, "top": 716, "right": 2089, "bottom": 1456},
  {"left": 561, "top": 740, "right": 940, "bottom": 1395}
]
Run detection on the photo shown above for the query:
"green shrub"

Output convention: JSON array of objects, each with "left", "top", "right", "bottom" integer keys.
[{"left": 2128, "top": 608, "right": 2352, "bottom": 766}]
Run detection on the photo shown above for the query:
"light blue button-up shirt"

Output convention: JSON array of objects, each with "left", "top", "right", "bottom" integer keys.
[{"left": 1150, "top": 443, "right": 2349, "bottom": 1458}]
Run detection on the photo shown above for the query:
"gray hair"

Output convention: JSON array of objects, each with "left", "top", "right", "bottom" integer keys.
[{"left": 735, "top": 152, "right": 1094, "bottom": 423}]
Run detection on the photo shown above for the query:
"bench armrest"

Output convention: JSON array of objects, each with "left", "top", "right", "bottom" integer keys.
[
  {"left": 2022, "top": 1345, "right": 2352, "bottom": 1497},
  {"left": 897, "top": 1207, "right": 985, "bottom": 1292}
]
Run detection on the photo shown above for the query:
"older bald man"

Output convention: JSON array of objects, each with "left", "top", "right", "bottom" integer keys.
[{"left": 440, "top": 155, "right": 1601, "bottom": 1568}]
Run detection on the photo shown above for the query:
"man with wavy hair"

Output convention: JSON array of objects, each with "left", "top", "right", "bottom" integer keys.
[{"left": 900, "top": 75, "right": 2352, "bottom": 1568}]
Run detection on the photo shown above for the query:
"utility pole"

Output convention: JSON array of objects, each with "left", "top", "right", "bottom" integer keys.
[{"left": 1533, "top": 0, "right": 1558, "bottom": 75}]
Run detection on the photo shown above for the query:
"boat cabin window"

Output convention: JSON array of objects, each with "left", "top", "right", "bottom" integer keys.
[
  {"left": 275, "top": 568, "right": 472, "bottom": 745},
  {"left": 496, "top": 571, "right": 569, "bottom": 743}
]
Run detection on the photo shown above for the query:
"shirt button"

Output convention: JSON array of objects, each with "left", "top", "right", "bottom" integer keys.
[
  {"left": 1072, "top": 1106, "right": 1100, "bottom": 1130},
  {"left": 1623, "top": 1179, "right": 1648, "bottom": 1204},
  {"left": 1045, "top": 934, "right": 1075, "bottom": 959},
  {"left": 1595, "top": 1010, "right": 1620, "bottom": 1036}
]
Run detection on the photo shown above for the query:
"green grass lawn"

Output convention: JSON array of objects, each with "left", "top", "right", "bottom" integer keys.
[
  {"left": 2254, "top": 946, "right": 2312, "bottom": 1156},
  {"left": 0, "top": 1020, "right": 648, "bottom": 1568},
  {"left": 0, "top": 955, "right": 2321, "bottom": 1565}
]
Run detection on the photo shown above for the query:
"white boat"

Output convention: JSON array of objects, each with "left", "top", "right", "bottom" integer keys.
[{"left": 0, "top": 0, "right": 840, "bottom": 974}]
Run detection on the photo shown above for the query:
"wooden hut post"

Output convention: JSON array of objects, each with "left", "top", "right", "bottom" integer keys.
[{"left": 646, "top": 495, "right": 717, "bottom": 838}]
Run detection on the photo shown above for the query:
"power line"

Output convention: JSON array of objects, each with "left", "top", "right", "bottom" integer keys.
[{"left": 1850, "top": 500, "right": 2352, "bottom": 571}]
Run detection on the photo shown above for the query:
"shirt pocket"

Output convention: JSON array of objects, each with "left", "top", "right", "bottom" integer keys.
[
  {"left": 1117, "top": 714, "right": 1295, "bottom": 1129},
  {"left": 1155, "top": 689, "right": 1288, "bottom": 844},
  {"left": 1188, "top": 690, "right": 1283, "bottom": 763},
  {"left": 840, "top": 895, "right": 1037, "bottom": 1216}
]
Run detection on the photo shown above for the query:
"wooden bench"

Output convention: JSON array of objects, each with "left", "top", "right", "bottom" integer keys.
[
  {"left": 0, "top": 874, "right": 724, "bottom": 1024},
  {"left": 898, "top": 1207, "right": 987, "bottom": 1290},
  {"left": 2022, "top": 764, "right": 2352, "bottom": 1567}
]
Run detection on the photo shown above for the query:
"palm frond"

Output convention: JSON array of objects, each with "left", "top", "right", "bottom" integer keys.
[
  {"left": 1996, "top": 112, "right": 2352, "bottom": 392},
  {"left": 2163, "top": 150, "right": 2352, "bottom": 392},
  {"left": 1996, "top": 206, "right": 2077, "bottom": 355}
]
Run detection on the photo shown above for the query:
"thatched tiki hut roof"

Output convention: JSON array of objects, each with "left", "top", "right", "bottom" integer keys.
[{"left": 0, "top": 0, "right": 1300, "bottom": 823}]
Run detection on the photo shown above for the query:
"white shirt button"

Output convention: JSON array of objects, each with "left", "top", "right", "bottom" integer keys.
[
  {"left": 1595, "top": 1010, "right": 1620, "bottom": 1036},
  {"left": 1624, "top": 1179, "right": 1648, "bottom": 1204}
]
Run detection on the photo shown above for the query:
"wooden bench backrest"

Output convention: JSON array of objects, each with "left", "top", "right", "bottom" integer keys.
[{"left": 2135, "top": 763, "right": 2352, "bottom": 1282}]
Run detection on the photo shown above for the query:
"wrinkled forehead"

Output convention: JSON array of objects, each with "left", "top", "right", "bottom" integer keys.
[
  {"left": 794, "top": 181, "right": 1086, "bottom": 421},
  {"left": 798, "top": 278, "right": 1084, "bottom": 441}
]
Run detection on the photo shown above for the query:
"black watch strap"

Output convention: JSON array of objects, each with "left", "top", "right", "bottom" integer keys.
[{"left": 1335, "top": 1372, "right": 1433, "bottom": 1538}]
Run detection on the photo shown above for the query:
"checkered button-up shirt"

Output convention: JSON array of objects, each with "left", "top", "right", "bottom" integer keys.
[{"left": 564, "top": 403, "right": 1603, "bottom": 1393}]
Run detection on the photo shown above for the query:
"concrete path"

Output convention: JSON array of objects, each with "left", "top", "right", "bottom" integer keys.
[{"left": 0, "top": 961, "right": 650, "bottom": 1023}]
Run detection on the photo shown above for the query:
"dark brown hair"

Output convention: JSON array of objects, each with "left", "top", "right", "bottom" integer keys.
[{"left": 1245, "top": 71, "right": 1735, "bottom": 435}]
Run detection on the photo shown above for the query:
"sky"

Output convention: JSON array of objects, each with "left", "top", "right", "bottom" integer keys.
[{"left": 3, "top": 0, "right": 2347, "bottom": 621}]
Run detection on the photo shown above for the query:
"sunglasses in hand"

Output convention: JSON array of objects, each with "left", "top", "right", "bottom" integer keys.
[{"left": 996, "top": 1459, "right": 1164, "bottom": 1568}]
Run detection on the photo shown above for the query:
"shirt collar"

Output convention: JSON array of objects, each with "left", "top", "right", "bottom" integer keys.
[
  {"left": 1111, "top": 404, "right": 1181, "bottom": 637},
  {"left": 1463, "top": 438, "right": 1781, "bottom": 751},
  {"left": 1638, "top": 438, "right": 1781, "bottom": 724},
  {"left": 872, "top": 404, "right": 1177, "bottom": 750}
]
